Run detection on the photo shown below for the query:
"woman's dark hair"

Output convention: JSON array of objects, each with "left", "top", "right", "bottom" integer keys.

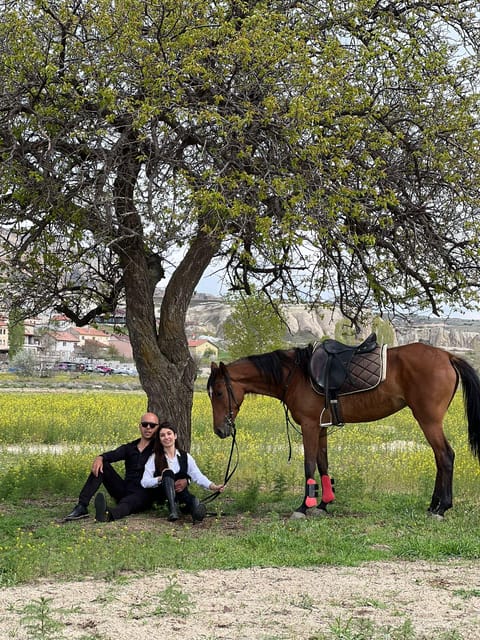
[
  {"left": 159, "top": 420, "right": 177, "bottom": 434},
  {"left": 154, "top": 421, "right": 177, "bottom": 475}
]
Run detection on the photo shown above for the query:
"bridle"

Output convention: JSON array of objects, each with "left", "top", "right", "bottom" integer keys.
[{"left": 222, "top": 366, "right": 241, "bottom": 434}]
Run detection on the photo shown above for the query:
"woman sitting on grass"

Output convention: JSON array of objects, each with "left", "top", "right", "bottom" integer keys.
[{"left": 141, "top": 421, "right": 224, "bottom": 523}]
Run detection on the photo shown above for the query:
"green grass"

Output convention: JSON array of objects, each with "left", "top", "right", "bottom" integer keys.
[
  {"left": 1, "top": 389, "right": 480, "bottom": 588},
  {"left": 308, "top": 618, "right": 464, "bottom": 639},
  {"left": 1, "top": 483, "right": 479, "bottom": 587}
]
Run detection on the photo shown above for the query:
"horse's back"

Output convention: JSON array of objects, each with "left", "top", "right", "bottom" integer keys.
[
  {"left": 334, "top": 341, "right": 458, "bottom": 424},
  {"left": 383, "top": 340, "right": 459, "bottom": 407},
  {"left": 386, "top": 341, "right": 456, "bottom": 376}
]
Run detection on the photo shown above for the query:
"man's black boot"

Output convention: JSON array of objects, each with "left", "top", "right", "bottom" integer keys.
[
  {"left": 94, "top": 492, "right": 111, "bottom": 522},
  {"left": 64, "top": 503, "right": 88, "bottom": 521}
]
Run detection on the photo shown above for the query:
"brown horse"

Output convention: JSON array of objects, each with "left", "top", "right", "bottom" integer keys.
[{"left": 207, "top": 341, "right": 480, "bottom": 518}]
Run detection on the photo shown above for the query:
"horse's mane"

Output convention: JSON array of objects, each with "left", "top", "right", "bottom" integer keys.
[
  {"left": 247, "top": 345, "right": 313, "bottom": 386},
  {"left": 207, "top": 345, "right": 314, "bottom": 389}
]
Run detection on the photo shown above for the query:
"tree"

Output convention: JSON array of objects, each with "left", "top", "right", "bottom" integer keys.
[
  {"left": 81, "top": 339, "right": 106, "bottom": 361},
  {"left": 0, "top": 1, "right": 479, "bottom": 447},
  {"left": 223, "top": 292, "right": 287, "bottom": 360},
  {"left": 8, "top": 307, "right": 24, "bottom": 358},
  {"left": 10, "top": 349, "right": 37, "bottom": 377},
  {"left": 371, "top": 316, "right": 395, "bottom": 346},
  {"left": 334, "top": 319, "right": 356, "bottom": 345}
]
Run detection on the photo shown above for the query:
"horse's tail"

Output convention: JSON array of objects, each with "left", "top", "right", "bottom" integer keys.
[{"left": 452, "top": 355, "right": 480, "bottom": 462}]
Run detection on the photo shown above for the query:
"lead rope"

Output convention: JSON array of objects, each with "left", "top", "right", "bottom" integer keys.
[
  {"left": 202, "top": 423, "right": 238, "bottom": 505},
  {"left": 281, "top": 363, "right": 302, "bottom": 462}
]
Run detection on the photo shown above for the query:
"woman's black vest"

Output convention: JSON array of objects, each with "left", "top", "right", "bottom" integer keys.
[
  {"left": 175, "top": 450, "right": 190, "bottom": 481},
  {"left": 154, "top": 449, "right": 190, "bottom": 482}
]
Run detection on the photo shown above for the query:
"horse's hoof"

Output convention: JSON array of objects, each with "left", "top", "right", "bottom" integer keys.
[
  {"left": 310, "top": 507, "right": 329, "bottom": 517},
  {"left": 290, "top": 511, "right": 306, "bottom": 520},
  {"left": 427, "top": 511, "right": 444, "bottom": 521}
]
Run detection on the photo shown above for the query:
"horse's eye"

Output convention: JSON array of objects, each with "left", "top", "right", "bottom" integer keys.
[{"left": 207, "top": 386, "right": 222, "bottom": 399}]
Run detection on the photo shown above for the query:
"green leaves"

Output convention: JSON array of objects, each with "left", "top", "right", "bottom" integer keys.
[
  {"left": 223, "top": 290, "right": 287, "bottom": 359},
  {"left": 0, "top": 1, "right": 480, "bottom": 433}
]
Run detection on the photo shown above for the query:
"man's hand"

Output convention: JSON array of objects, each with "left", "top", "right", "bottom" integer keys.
[{"left": 91, "top": 455, "right": 104, "bottom": 477}]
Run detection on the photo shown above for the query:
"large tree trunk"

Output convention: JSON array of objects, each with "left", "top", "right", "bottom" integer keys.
[
  {"left": 153, "top": 233, "right": 221, "bottom": 449},
  {"left": 113, "top": 134, "right": 221, "bottom": 449},
  {"left": 125, "top": 232, "right": 220, "bottom": 449}
]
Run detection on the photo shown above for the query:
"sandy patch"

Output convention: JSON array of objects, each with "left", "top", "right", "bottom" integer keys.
[{"left": 1, "top": 560, "right": 480, "bottom": 639}]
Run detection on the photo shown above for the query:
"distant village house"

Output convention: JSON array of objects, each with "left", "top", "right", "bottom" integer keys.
[{"left": 188, "top": 339, "right": 218, "bottom": 359}]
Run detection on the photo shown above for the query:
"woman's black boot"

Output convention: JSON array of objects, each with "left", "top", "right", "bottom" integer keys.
[{"left": 162, "top": 471, "right": 180, "bottom": 521}]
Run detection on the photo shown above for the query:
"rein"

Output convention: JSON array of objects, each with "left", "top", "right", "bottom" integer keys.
[
  {"left": 283, "top": 403, "right": 301, "bottom": 462},
  {"left": 281, "top": 359, "right": 302, "bottom": 461},
  {"left": 279, "top": 353, "right": 339, "bottom": 459}
]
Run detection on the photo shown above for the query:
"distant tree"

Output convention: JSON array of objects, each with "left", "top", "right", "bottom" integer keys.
[
  {"left": 334, "top": 319, "right": 356, "bottom": 345},
  {"left": 11, "top": 349, "right": 37, "bottom": 377},
  {"left": 333, "top": 314, "right": 395, "bottom": 346},
  {"left": 106, "top": 345, "right": 121, "bottom": 360},
  {"left": 8, "top": 308, "right": 24, "bottom": 359},
  {"left": 80, "top": 340, "right": 105, "bottom": 360},
  {"left": 371, "top": 317, "right": 395, "bottom": 346},
  {"left": 203, "top": 348, "right": 216, "bottom": 360},
  {"left": 223, "top": 293, "right": 287, "bottom": 360}
]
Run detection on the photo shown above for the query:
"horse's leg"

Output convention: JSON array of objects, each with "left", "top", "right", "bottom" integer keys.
[
  {"left": 403, "top": 355, "right": 459, "bottom": 516},
  {"left": 311, "top": 428, "right": 335, "bottom": 516},
  {"left": 292, "top": 423, "right": 319, "bottom": 519},
  {"left": 420, "top": 422, "right": 455, "bottom": 517}
]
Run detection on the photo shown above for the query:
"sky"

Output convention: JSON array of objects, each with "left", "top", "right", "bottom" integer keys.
[
  {"left": 197, "top": 272, "right": 225, "bottom": 297},
  {"left": 193, "top": 272, "right": 480, "bottom": 320}
]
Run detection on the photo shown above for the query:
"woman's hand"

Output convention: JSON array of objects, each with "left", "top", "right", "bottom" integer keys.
[{"left": 175, "top": 478, "right": 188, "bottom": 492}]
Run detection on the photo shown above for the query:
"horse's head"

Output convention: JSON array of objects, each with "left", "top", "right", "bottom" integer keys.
[{"left": 207, "top": 361, "right": 245, "bottom": 438}]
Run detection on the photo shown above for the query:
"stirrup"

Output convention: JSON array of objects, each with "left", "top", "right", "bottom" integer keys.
[
  {"left": 320, "top": 407, "right": 333, "bottom": 427},
  {"left": 320, "top": 401, "right": 344, "bottom": 428}
]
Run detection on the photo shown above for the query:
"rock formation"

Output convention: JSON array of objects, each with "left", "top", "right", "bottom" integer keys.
[{"left": 185, "top": 296, "right": 480, "bottom": 354}]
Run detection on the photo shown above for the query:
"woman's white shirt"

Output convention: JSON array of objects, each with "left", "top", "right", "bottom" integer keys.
[{"left": 141, "top": 450, "right": 212, "bottom": 490}]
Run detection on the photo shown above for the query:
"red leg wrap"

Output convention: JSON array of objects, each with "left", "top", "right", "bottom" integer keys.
[
  {"left": 321, "top": 475, "right": 335, "bottom": 504},
  {"left": 305, "top": 478, "right": 318, "bottom": 508}
]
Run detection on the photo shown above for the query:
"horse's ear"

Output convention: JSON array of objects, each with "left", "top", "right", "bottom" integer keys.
[
  {"left": 210, "top": 362, "right": 219, "bottom": 372},
  {"left": 219, "top": 362, "right": 227, "bottom": 375}
]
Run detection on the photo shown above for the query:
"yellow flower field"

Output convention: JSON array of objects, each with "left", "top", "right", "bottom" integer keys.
[{"left": 0, "top": 389, "right": 479, "bottom": 505}]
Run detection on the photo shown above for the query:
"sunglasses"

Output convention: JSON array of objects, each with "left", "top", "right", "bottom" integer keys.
[{"left": 141, "top": 421, "right": 159, "bottom": 428}]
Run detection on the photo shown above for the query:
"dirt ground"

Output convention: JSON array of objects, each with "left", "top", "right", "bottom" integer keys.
[{"left": 1, "top": 559, "right": 480, "bottom": 639}]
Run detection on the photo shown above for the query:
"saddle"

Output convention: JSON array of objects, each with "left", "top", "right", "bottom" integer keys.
[{"left": 309, "top": 333, "right": 387, "bottom": 426}]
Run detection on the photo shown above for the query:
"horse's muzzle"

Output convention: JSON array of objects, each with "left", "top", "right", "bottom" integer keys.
[{"left": 215, "top": 417, "right": 234, "bottom": 439}]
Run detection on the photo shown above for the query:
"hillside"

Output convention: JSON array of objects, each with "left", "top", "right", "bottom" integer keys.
[
  {"left": 186, "top": 298, "right": 480, "bottom": 353},
  {"left": 394, "top": 316, "right": 480, "bottom": 350},
  {"left": 186, "top": 300, "right": 345, "bottom": 343}
]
